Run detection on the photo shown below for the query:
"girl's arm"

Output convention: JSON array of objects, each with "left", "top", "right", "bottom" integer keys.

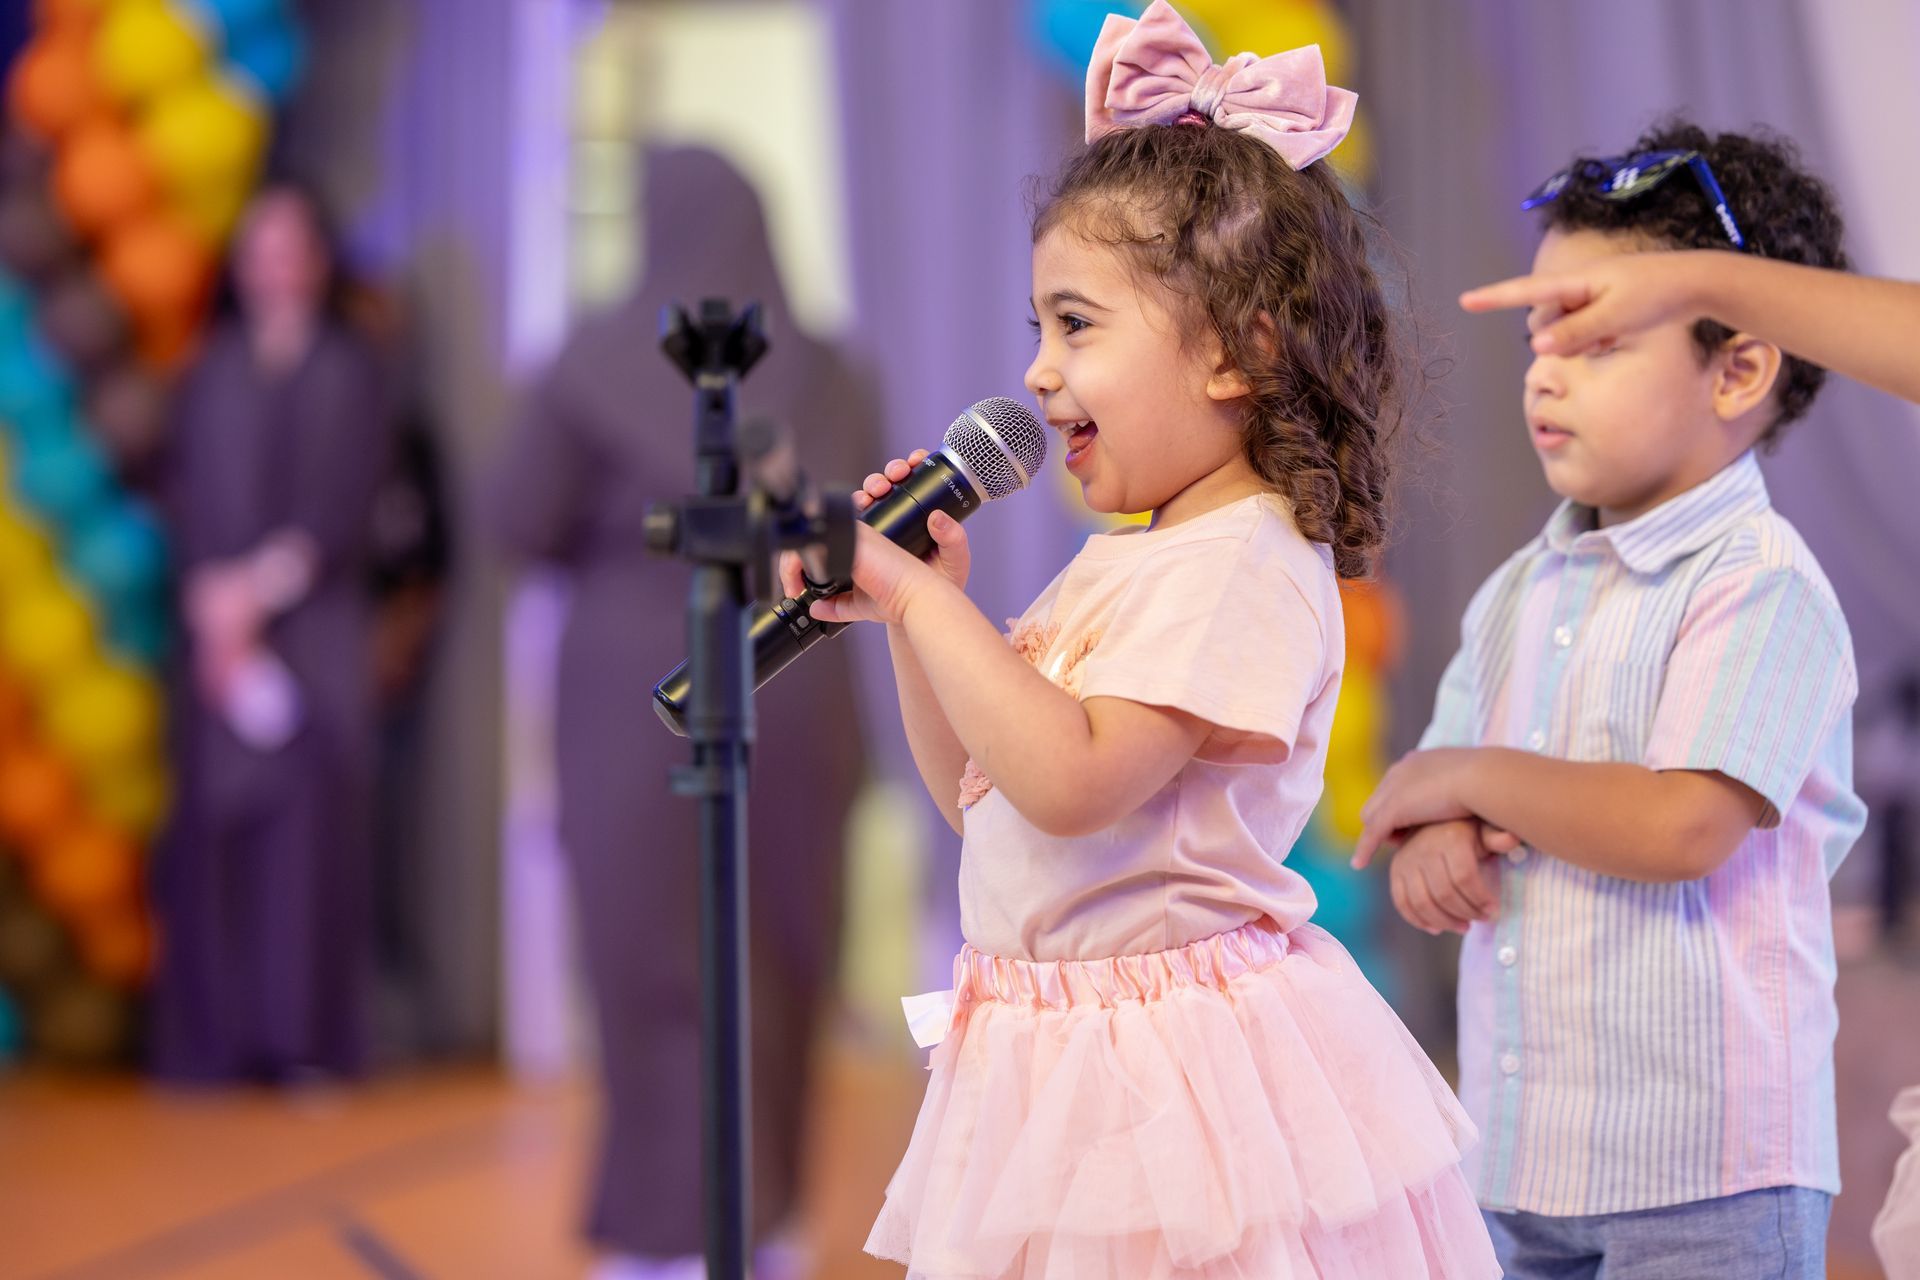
[
  {"left": 783, "top": 452, "right": 973, "bottom": 833},
  {"left": 884, "top": 621, "right": 970, "bottom": 835},
  {"left": 811, "top": 527, "right": 1210, "bottom": 839},
  {"left": 1464, "top": 251, "right": 1920, "bottom": 405}
]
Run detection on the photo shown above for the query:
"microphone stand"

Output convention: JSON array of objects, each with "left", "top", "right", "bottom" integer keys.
[{"left": 645, "top": 299, "right": 853, "bottom": 1279}]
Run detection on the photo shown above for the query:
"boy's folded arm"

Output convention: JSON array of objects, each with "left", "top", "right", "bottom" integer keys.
[{"left": 1460, "top": 749, "right": 1767, "bottom": 882}]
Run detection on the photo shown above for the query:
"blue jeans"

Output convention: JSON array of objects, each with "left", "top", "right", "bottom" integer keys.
[{"left": 1483, "top": 1187, "right": 1831, "bottom": 1279}]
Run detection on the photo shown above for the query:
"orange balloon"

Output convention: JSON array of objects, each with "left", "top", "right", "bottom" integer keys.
[
  {"left": 0, "top": 743, "right": 82, "bottom": 849},
  {"left": 0, "top": 669, "right": 31, "bottom": 743},
  {"left": 135, "top": 311, "right": 201, "bottom": 371},
  {"left": 34, "top": 820, "right": 138, "bottom": 920},
  {"left": 75, "top": 903, "right": 153, "bottom": 987},
  {"left": 1340, "top": 577, "right": 1407, "bottom": 672},
  {"left": 100, "top": 212, "right": 213, "bottom": 327},
  {"left": 53, "top": 114, "right": 159, "bottom": 238},
  {"left": 34, "top": 0, "right": 108, "bottom": 30},
  {"left": 8, "top": 28, "right": 104, "bottom": 142}
]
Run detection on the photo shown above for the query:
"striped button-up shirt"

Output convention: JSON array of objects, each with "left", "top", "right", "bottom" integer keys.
[{"left": 1422, "top": 452, "right": 1865, "bottom": 1216}]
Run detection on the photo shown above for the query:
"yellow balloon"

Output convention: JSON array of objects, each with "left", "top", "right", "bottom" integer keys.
[
  {"left": 0, "top": 509, "right": 59, "bottom": 597},
  {"left": 1326, "top": 665, "right": 1383, "bottom": 772},
  {"left": 1, "top": 588, "right": 95, "bottom": 683},
  {"left": 1322, "top": 759, "right": 1374, "bottom": 843},
  {"left": 171, "top": 177, "right": 249, "bottom": 246},
  {"left": 43, "top": 662, "right": 161, "bottom": 766},
  {"left": 138, "top": 73, "right": 266, "bottom": 194},
  {"left": 86, "top": 763, "right": 170, "bottom": 836},
  {"left": 93, "top": 0, "right": 209, "bottom": 106},
  {"left": 1174, "top": 0, "right": 1372, "bottom": 181}
]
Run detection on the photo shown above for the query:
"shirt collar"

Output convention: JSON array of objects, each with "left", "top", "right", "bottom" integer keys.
[{"left": 1541, "top": 451, "right": 1771, "bottom": 574}]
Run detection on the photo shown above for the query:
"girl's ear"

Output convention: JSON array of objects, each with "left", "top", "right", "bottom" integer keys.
[
  {"left": 1205, "top": 312, "right": 1272, "bottom": 402},
  {"left": 1206, "top": 362, "right": 1253, "bottom": 401}
]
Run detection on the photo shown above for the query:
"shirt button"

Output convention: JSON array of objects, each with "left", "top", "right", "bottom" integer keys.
[
  {"left": 1500, "top": 1052, "right": 1522, "bottom": 1076},
  {"left": 1527, "top": 729, "right": 1546, "bottom": 750},
  {"left": 1553, "top": 624, "right": 1573, "bottom": 648},
  {"left": 1508, "top": 846, "right": 1530, "bottom": 865},
  {"left": 1497, "top": 945, "right": 1518, "bottom": 967}
]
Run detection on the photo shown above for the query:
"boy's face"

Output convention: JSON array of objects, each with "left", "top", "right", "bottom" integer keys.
[{"left": 1522, "top": 229, "right": 1747, "bottom": 525}]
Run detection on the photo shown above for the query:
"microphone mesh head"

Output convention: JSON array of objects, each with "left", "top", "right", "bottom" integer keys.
[{"left": 943, "top": 398, "right": 1047, "bottom": 501}]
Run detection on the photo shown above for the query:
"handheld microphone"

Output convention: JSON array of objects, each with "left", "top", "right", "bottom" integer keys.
[{"left": 653, "top": 397, "right": 1046, "bottom": 735}]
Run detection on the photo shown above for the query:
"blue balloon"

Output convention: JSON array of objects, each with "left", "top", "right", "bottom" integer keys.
[
  {"left": 65, "top": 502, "right": 171, "bottom": 612},
  {"left": 11, "top": 431, "right": 113, "bottom": 535},
  {"left": 192, "top": 0, "right": 292, "bottom": 45},
  {"left": 1029, "top": 0, "right": 1145, "bottom": 86},
  {"left": 0, "top": 331, "right": 74, "bottom": 426},
  {"left": 225, "top": 21, "right": 307, "bottom": 103}
]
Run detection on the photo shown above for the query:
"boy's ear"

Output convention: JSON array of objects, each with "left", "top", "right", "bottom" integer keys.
[{"left": 1712, "top": 332, "right": 1784, "bottom": 428}]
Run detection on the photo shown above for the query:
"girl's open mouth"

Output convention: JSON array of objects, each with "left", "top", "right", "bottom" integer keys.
[{"left": 1066, "top": 421, "right": 1099, "bottom": 464}]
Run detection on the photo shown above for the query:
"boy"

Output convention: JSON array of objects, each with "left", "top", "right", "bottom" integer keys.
[{"left": 1355, "top": 122, "right": 1867, "bottom": 1278}]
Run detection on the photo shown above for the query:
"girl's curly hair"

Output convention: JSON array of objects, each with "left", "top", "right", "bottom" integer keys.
[{"left": 1033, "top": 123, "right": 1404, "bottom": 579}]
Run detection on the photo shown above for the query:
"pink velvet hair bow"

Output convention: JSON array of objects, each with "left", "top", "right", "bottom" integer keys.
[{"left": 1084, "top": 0, "right": 1358, "bottom": 170}]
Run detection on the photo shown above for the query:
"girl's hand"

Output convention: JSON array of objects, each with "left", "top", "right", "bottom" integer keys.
[
  {"left": 1351, "top": 747, "right": 1483, "bottom": 870},
  {"left": 806, "top": 516, "right": 967, "bottom": 626},
  {"left": 777, "top": 449, "right": 971, "bottom": 610},
  {"left": 1460, "top": 251, "right": 1713, "bottom": 356}
]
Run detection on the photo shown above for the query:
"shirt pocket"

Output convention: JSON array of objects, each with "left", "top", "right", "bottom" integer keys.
[{"left": 1563, "top": 655, "right": 1668, "bottom": 763}]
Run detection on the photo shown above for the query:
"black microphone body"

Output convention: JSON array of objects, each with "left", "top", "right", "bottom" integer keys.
[{"left": 652, "top": 398, "right": 1045, "bottom": 735}]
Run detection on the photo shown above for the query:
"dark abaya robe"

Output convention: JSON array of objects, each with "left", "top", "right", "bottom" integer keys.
[
  {"left": 150, "top": 322, "right": 394, "bottom": 1082},
  {"left": 490, "top": 147, "right": 875, "bottom": 1256}
]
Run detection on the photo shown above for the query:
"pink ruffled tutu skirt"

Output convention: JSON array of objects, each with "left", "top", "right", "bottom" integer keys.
[{"left": 865, "top": 920, "right": 1500, "bottom": 1279}]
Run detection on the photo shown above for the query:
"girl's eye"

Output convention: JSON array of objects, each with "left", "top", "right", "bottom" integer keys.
[
  {"left": 1027, "top": 315, "right": 1042, "bottom": 336},
  {"left": 1059, "top": 313, "right": 1089, "bottom": 335}
]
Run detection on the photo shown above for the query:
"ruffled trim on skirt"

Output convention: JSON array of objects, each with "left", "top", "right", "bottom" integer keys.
[{"left": 865, "top": 921, "right": 1499, "bottom": 1279}]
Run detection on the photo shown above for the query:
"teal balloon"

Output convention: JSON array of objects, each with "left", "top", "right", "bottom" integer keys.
[
  {"left": 7, "top": 397, "right": 78, "bottom": 454},
  {"left": 0, "top": 331, "right": 73, "bottom": 425},
  {"left": 106, "top": 605, "right": 170, "bottom": 668},
  {"left": 0, "top": 988, "right": 20, "bottom": 1062},
  {"left": 225, "top": 22, "right": 307, "bottom": 103},
  {"left": 66, "top": 502, "right": 170, "bottom": 611},
  {"left": 0, "top": 270, "right": 32, "bottom": 342},
  {"left": 12, "top": 432, "right": 113, "bottom": 534},
  {"left": 1288, "top": 819, "right": 1395, "bottom": 1000},
  {"left": 1029, "top": 0, "right": 1145, "bottom": 86}
]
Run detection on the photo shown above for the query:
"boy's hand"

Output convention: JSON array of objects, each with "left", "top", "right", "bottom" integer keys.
[
  {"left": 778, "top": 449, "right": 971, "bottom": 604},
  {"left": 1376, "top": 818, "right": 1518, "bottom": 936},
  {"left": 1460, "top": 251, "right": 1714, "bottom": 356},
  {"left": 1352, "top": 747, "right": 1484, "bottom": 869}
]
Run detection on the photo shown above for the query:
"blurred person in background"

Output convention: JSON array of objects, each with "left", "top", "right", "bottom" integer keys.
[
  {"left": 148, "top": 180, "right": 397, "bottom": 1083},
  {"left": 489, "top": 146, "right": 875, "bottom": 1280}
]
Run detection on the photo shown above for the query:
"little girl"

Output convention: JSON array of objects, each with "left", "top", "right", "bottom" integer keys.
[{"left": 795, "top": 4, "right": 1498, "bottom": 1275}]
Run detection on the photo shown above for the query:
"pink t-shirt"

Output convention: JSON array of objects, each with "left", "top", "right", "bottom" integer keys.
[{"left": 957, "top": 492, "right": 1344, "bottom": 961}]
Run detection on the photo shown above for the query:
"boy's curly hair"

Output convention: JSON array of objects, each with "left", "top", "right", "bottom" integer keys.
[
  {"left": 1032, "top": 124, "right": 1402, "bottom": 580},
  {"left": 1538, "top": 120, "right": 1848, "bottom": 443}
]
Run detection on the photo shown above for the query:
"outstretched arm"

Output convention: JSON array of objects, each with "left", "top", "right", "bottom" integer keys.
[{"left": 1463, "top": 251, "right": 1920, "bottom": 405}]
